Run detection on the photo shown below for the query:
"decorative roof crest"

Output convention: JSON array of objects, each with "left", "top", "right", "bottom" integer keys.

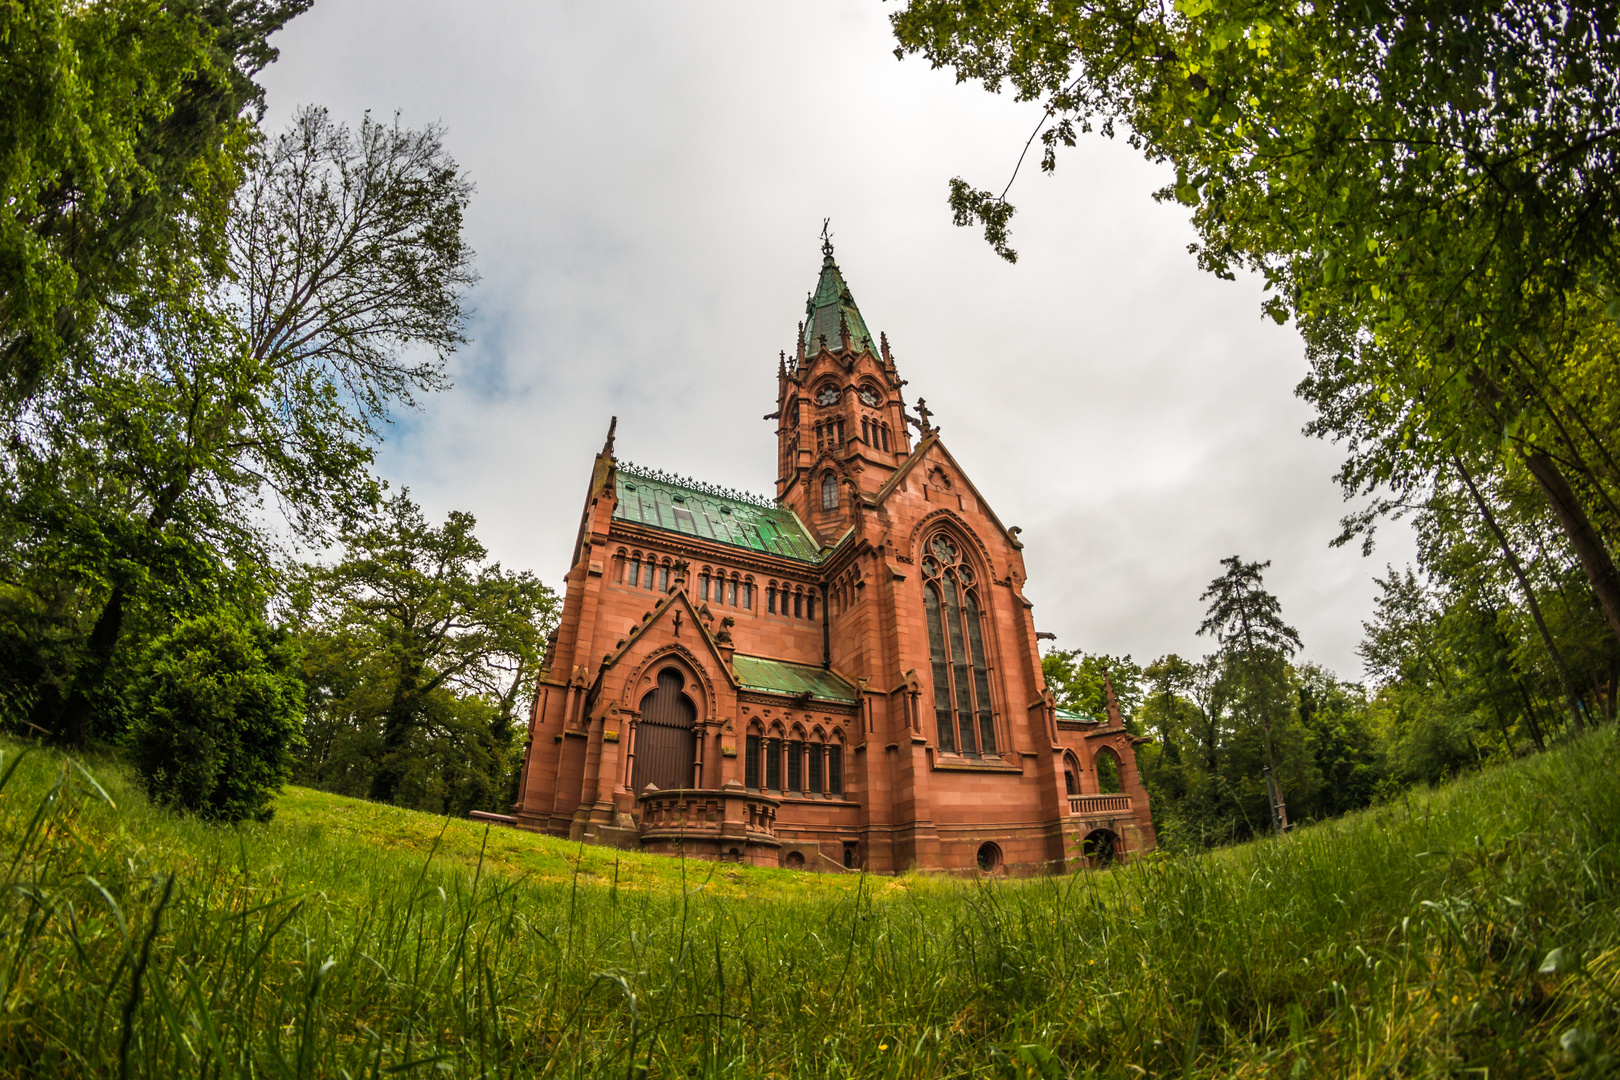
[{"left": 618, "top": 460, "right": 777, "bottom": 508}]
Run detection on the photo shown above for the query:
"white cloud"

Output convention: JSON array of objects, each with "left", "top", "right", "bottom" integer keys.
[{"left": 258, "top": 0, "right": 1415, "bottom": 679}]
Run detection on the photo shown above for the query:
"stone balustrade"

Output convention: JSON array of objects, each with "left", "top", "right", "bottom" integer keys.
[
  {"left": 1069, "top": 793, "right": 1132, "bottom": 816},
  {"left": 635, "top": 786, "right": 781, "bottom": 864}
]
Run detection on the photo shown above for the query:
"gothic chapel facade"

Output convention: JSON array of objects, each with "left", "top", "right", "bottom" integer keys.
[{"left": 512, "top": 239, "right": 1155, "bottom": 874}]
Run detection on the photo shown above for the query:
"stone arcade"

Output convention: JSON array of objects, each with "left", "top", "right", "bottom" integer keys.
[{"left": 509, "top": 238, "right": 1156, "bottom": 874}]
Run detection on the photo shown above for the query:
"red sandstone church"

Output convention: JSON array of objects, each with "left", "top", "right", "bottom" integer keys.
[{"left": 511, "top": 238, "right": 1155, "bottom": 874}]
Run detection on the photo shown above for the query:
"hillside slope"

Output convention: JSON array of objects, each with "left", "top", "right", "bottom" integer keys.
[{"left": 0, "top": 730, "right": 1616, "bottom": 1077}]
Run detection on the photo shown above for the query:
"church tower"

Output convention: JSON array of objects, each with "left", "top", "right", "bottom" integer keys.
[
  {"left": 511, "top": 230, "right": 1158, "bottom": 876},
  {"left": 775, "top": 230, "right": 918, "bottom": 545}
]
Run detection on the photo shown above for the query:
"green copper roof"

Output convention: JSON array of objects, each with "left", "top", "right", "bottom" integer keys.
[
  {"left": 801, "top": 245, "right": 878, "bottom": 356},
  {"left": 732, "top": 655, "right": 858, "bottom": 703},
  {"left": 613, "top": 465, "right": 823, "bottom": 563},
  {"left": 1056, "top": 706, "right": 1102, "bottom": 723}
]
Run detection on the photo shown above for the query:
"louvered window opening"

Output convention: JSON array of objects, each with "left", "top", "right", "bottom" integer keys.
[{"left": 922, "top": 535, "right": 997, "bottom": 757}]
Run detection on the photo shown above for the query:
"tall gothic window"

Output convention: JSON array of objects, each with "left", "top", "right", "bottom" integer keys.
[
  {"left": 922, "top": 534, "right": 997, "bottom": 756},
  {"left": 821, "top": 473, "right": 838, "bottom": 510}
]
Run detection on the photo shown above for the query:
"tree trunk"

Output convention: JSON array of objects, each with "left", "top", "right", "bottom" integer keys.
[
  {"left": 1522, "top": 449, "right": 1620, "bottom": 646},
  {"left": 1455, "top": 457, "right": 1581, "bottom": 736},
  {"left": 49, "top": 580, "right": 129, "bottom": 747}
]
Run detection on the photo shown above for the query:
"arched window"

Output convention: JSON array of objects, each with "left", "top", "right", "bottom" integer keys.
[
  {"left": 1064, "top": 752, "right": 1080, "bottom": 796},
  {"left": 821, "top": 473, "right": 838, "bottom": 510},
  {"left": 1095, "top": 747, "right": 1123, "bottom": 793},
  {"left": 816, "top": 424, "right": 825, "bottom": 451},
  {"left": 921, "top": 534, "right": 998, "bottom": 756},
  {"left": 793, "top": 589, "right": 803, "bottom": 618},
  {"left": 861, "top": 417, "right": 871, "bottom": 444},
  {"left": 880, "top": 424, "right": 890, "bottom": 452},
  {"left": 806, "top": 591, "right": 817, "bottom": 619},
  {"left": 699, "top": 570, "right": 711, "bottom": 602},
  {"left": 767, "top": 583, "right": 777, "bottom": 614},
  {"left": 807, "top": 730, "right": 825, "bottom": 794},
  {"left": 629, "top": 553, "right": 642, "bottom": 588}
]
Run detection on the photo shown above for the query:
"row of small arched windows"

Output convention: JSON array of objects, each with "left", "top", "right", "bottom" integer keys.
[
  {"left": 615, "top": 551, "right": 754, "bottom": 610},
  {"left": 745, "top": 727, "right": 845, "bottom": 796},
  {"left": 829, "top": 571, "right": 861, "bottom": 619},
  {"left": 813, "top": 417, "right": 892, "bottom": 453},
  {"left": 766, "top": 582, "right": 816, "bottom": 620}
]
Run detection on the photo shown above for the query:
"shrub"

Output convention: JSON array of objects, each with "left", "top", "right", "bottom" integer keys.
[{"left": 129, "top": 611, "right": 305, "bottom": 822}]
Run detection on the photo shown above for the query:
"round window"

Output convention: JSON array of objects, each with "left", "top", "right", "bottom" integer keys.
[{"left": 976, "top": 842, "right": 1004, "bottom": 874}]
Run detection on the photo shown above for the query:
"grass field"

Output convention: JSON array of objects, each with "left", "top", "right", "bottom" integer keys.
[{"left": 0, "top": 730, "right": 1616, "bottom": 1078}]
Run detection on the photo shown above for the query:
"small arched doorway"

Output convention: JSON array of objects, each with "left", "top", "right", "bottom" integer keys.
[
  {"left": 1081, "top": 829, "right": 1119, "bottom": 868},
  {"left": 632, "top": 669, "right": 697, "bottom": 792}
]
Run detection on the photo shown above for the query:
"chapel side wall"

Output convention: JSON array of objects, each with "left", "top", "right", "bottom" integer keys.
[{"left": 601, "top": 527, "right": 827, "bottom": 669}]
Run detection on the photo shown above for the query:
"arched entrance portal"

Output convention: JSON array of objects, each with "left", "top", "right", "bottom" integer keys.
[
  {"left": 632, "top": 669, "right": 697, "bottom": 792},
  {"left": 1081, "top": 829, "right": 1119, "bottom": 868}
]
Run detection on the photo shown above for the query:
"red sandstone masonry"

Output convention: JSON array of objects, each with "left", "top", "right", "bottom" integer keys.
[{"left": 513, "top": 252, "right": 1155, "bottom": 874}]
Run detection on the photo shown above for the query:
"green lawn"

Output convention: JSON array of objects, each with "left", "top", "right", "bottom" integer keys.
[{"left": 0, "top": 729, "right": 1616, "bottom": 1077}]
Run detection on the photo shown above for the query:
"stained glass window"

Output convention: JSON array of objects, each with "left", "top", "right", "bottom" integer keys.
[{"left": 920, "top": 534, "right": 997, "bottom": 756}]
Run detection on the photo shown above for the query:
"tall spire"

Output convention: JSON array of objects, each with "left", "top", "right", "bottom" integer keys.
[{"left": 801, "top": 223, "right": 877, "bottom": 356}]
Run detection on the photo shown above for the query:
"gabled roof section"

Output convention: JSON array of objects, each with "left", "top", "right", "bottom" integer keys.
[
  {"left": 801, "top": 240, "right": 877, "bottom": 356},
  {"left": 868, "top": 433, "right": 1018, "bottom": 544},
  {"left": 1055, "top": 706, "right": 1102, "bottom": 724},
  {"left": 614, "top": 463, "right": 824, "bottom": 563},
  {"left": 733, "top": 655, "right": 858, "bottom": 704},
  {"left": 594, "top": 586, "right": 738, "bottom": 689}
]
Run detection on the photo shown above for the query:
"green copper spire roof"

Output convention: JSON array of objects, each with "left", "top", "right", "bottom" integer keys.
[{"left": 800, "top": 232, "right": 877, "bottom": 356}]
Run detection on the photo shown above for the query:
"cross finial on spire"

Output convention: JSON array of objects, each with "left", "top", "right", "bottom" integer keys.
[{"left": 820, "top": 218, "right": 834, "bottom": 259}]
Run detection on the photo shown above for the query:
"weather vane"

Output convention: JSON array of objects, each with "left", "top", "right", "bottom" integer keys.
[{"left": 820, "top": 218, "right": 834, "bottom": 258}]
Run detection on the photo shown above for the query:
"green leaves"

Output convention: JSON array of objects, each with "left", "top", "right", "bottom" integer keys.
[{"left": 293, "top": 492, "right": 559, "bottom": 814}]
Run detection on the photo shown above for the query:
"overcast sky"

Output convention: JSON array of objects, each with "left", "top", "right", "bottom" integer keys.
[{"left": 257, "top": 0, "right": 1415, "bottom": 680}]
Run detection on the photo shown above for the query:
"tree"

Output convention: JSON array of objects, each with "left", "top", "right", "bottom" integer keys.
[
  {"left": 128, "top": 607, "right": 304, "bottom": 823},
  {"left": 294, "top": 493, "right": 558, "bottom": 812},
  {"left": 1198, "top": 557, "right": 1301, "bottom": 831},
  {"left": 0, "top": 0, "right": 312, "bottom": 400},
  {"left": 1040, "top": 647, "right": 1142, "bottom": 727},
  {"left": 892, "top": 2, "right": 1620, "bottom": 645},
  {"left": 2, "top": 107, "right": 476, "bottom": 745}
]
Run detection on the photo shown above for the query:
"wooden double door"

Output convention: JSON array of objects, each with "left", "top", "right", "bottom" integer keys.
[{"left": 631, "top": 668, "right": 697, "bottom": 792}]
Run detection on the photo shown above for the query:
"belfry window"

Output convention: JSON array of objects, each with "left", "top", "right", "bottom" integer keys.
[
  {"left": 836, "top": 419, "right": 845, "bottom": 445},
  {"left": 821, "top": 473, "right": 838, "bottom": 510},
  {"left": 862, "top": 417, "right": 871, "bottom": 444},
  {"left": 880, "top": 424, "right": 890, "bottom": 452},
  {"left": 922, "top": 534, "right": 998, "bottom": 756},
  {"left": 699, "top": 572, "right": 710, "bottom": 601},
  {"left": 816, "top": 424, "right": 825, "bottom": 451}
]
